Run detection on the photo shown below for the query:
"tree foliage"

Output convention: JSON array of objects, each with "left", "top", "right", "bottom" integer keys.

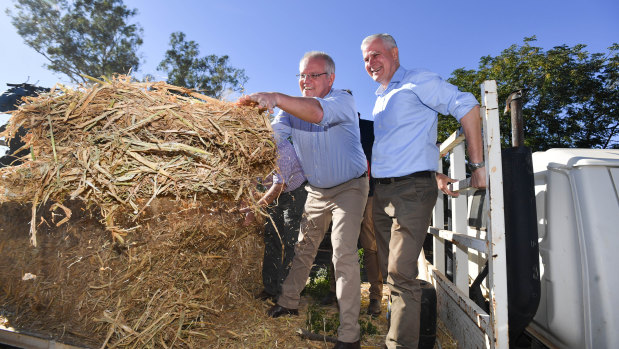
[
  {"left": 7, "top": 0, "right": 143, "bottom": 84},
  {"left": 157, "top": 32, "right": 248, "bottom": 99},
  {"left": 441, "top": 37, "right": 619, "bottom": 151}
]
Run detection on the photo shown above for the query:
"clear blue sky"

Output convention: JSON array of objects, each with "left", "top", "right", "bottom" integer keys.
[{"left": 1, "top": 0, "right": 618, "bottom": 121}]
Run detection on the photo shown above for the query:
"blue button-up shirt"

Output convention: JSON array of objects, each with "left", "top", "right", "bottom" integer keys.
[
  {"left": 272, "top": 88, "right": 367, "bottom": 188},
  {"left": 371, "top": 66, "right": 479, "bottom": 178}
]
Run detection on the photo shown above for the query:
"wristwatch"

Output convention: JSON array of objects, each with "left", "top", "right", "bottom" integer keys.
[{"left": 469, "top": 161, "right": 485, "bottom": 170}]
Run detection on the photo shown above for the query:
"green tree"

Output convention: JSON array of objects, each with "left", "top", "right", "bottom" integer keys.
[
  {"left": 7, "top": 0, "right": 143, "bottom": 84},
  {"left": 157, "top": 32, "right": 248, "bottom": 99},
  {"left": 441, "top": 37, "right": 619, "bottom": 151}
]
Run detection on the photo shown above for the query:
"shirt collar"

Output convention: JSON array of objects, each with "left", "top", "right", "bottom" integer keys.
[
  {"left": 324, "top": 88, "right": 335, "bottom": 98},
  {"left": 311, "top": 88, "right": 334, "bottom": 102},
  {"left": 375, "top": 66, "right": 406, "bottom": 96}
]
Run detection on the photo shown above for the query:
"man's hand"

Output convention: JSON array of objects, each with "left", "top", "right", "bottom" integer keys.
[
  {"left": 436, "top": 172, "right": 459, "bottom": 197},
  {"left": 470, "top": 167, "right": 487, "bottom": 189},
  {"left": 238, "top": 93, "right": 279, "bottom": 114},
  {"left": 239, "top": 206, "right": 256, "bottom": 226}
]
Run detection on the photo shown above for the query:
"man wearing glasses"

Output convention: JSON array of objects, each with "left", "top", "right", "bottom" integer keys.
[{"left": 239, "top": 51, "right": 368, "bottom": 349}]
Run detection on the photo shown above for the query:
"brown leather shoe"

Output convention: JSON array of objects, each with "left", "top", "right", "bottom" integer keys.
[
  {"left": 367, "top": 298, "right": 382, "bottom": 316},
  {"left": 267, "top": 304, "right": 299, "bottom": 318},
  {"left": 332, "top": 340, "right": 360, "bottom": 349}
]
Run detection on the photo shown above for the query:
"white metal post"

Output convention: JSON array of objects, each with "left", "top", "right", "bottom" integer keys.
[
  {"left": 482, "top": 80, "right": 509, "bottom": 349},
  {"left": 450, "top": 143, "right": 468, "bottom": 293},
  {"left": 433, "top": 161, "right": 445, "bottom": 273}
]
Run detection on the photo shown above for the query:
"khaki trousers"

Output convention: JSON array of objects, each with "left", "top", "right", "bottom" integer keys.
[
  {"left": 358, "top": 196, "right": 383, "bottom": 300},
  {"left": 328, "top": 195, "right": 384, "bottom": 301},
  {"left": 278, "top": 176, "right": 369, "bottom": 342},
  {"left": 373, "top": 174, "right": 437, "bottom": 349}
]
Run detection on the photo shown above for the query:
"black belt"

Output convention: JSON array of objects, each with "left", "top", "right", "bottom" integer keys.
[
  {"left": 357, "top": 171, "right": 367, "bottom": 179},
  {"left": 374, "top": 171, "right": 434, "bottom": 184}
]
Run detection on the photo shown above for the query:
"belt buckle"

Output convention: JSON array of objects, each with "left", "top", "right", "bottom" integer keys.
[
  {"left": 378, "top": 177, "right": 395, "bottom": 184},
  {"left": 375, "top": 176, "right": 398, "bottom": 184}
]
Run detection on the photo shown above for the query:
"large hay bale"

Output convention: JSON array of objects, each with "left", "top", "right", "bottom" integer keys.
[
  {"left": 0, "top": 76, "right": 306, "bottom": 348},
  {"left": 0, "top": 75, "right": 276, "bottom": 245}
]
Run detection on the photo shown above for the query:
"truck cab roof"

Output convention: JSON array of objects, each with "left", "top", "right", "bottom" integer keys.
[{"left": 533, "top": 148, "right": 619, "bottom": 170}]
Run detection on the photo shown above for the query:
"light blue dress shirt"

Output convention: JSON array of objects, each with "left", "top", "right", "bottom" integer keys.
[
  {"left": 271, "top": 88, "right": 367, "bottom": 188},
  {"left": 371, "top": 66, "right": 479, "bottom": 178}
]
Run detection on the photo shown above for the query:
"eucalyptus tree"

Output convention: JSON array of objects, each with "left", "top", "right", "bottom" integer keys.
[
  {"left": 157, "top": 32, "right": 248, "bottom": 99},
  {"left": 441, "top": 37, "right": 618, "bottom": 150},
  {"left": 7, "top": 0, "right": 143, "bottom": 83}
]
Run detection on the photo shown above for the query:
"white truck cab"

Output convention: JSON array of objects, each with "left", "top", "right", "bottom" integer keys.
[{"left": 530, "top": 149, "right": 619, "bottom": 348}]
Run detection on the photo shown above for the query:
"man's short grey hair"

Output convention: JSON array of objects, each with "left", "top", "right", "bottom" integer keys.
[
  {"left": 300, "top": 51, "right": 335, "bottom": 75},
  {"left": 361, "top": 33, "right": 398, "bottom": 50}
]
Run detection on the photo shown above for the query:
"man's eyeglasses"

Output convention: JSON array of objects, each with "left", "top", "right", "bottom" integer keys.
[{"left": 297, "top": 72, "right": 328, "bottom": 80}]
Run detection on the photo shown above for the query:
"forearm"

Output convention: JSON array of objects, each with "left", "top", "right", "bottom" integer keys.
[
  {"left": 257, "top": 183, "right": 285, "bottom": 206},
  {"left": 240, "top": 181, "right": 285, "bottom": 225},
  {"left": 238, "top": 92, "right": 324, "bottom": 123},
  {"left": 460, "top": 105, "right": 487, "bottom": 188},
  {"left": 460, "top": 105, "right": 483, "bottom": 163},
  {"left": 274, "top": 93, "right": 324, "bottom": 123}
]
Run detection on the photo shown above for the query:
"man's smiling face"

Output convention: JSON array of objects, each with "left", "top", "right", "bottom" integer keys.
[
  {"left": 298, "top": 57, "right": 334, "bottom": 98},
  {"left": 362, "top": 38, "right": 399, "bottom": 88}
]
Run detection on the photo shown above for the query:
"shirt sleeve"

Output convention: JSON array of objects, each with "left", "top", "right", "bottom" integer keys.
[
  {"left": 315, "top": 89, "right": 357, "bottom": 127},
  {"left": 273, "top": 140, "right": 296, "bottom": 185},
  {"left": 410, "top": 71, "right": 479, "bottom": 122},
  {"left": 272, "top": 172, "right": 284, "bottom": 185},
  {"left": 271, "top": 110, "right": 292, "bottom": 143}
]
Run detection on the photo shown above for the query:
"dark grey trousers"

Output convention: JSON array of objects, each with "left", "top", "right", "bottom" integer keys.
[{"left": 262, "top": 185, "right": 307, "bottom": 296}]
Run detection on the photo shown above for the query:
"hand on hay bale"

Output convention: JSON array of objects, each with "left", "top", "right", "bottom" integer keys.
[
  {"left": 237, "top": 94, "right": 269, "bottom": 114},
  {"left": 240, "top": 207, "right": 256, "bottom": 226},
  {"left": 1, "top": 75, "right": 278, "bottom": 246},
  {"left": 238, "top": 173, "right": 285, "bottom": 227},
  {"left": 238, "top": 199, "right": 267, "bottom": 227}
]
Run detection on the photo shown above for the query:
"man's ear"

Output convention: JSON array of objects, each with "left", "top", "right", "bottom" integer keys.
[
  {"left": 391, "top": 47, "right": 399, "bottom": 61},
  {"left": 328, "top": 73, "right": 335, "bottom": 87}
]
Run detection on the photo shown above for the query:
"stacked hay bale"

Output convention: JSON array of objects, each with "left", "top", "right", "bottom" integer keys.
[
  {"left": 0, "top": 75, "right": 276, "bottom": 245},
  {"left": 0, "top": 76, "right": 299, "bottom": 348}
]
